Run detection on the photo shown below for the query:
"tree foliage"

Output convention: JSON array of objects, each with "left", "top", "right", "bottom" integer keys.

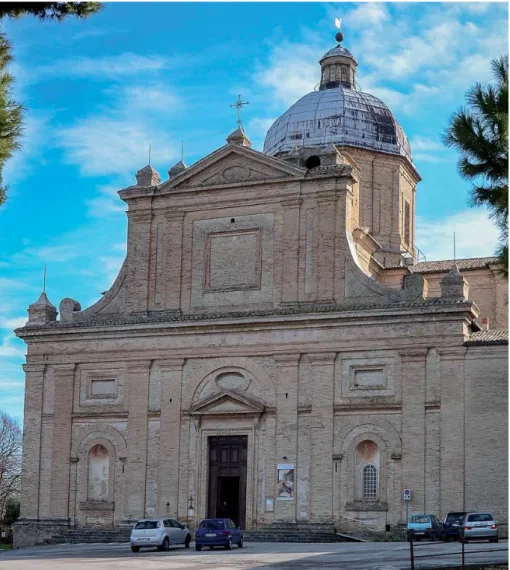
[
  {"left": 3, "top": 498, "right": 20, "bottom": 526},
  {"left": 443, "top": 55, "right": 509, "bottom": 275},
  {"left": 0, "top": 3, "right": 102, "bottom": 21},
  {"left": 0, "top": 412, "right": 22, "bottom": 524},
  {"left": 0, "top": 33, "right": 22, "bottom": 207},
  {"left": 0, "top": 2, "right": 102, "bottom": 206}
]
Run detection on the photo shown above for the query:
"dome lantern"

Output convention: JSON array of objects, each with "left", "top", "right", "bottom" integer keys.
[{"left": 319, "top": 23, "right": 358, "bottom": 90}]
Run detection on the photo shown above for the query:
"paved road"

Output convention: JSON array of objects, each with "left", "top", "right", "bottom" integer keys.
[{"left": 0, "top": 540, "right": 507, "bottom": 570}]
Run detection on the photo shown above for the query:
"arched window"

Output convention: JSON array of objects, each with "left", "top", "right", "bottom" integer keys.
[
  {"left": 355, "top": 440, "right": 380, "bottom": 502},
  {"left": 88, "top": 444, "right": 109, "bottom": 501},
  {"left": 329, "top": 66, "right": 335, "bottom": 82},
  {"left": 341, "top": 65, "right": 348, "bottom": 84},
  {"left": 363, "top": 465, "right": 377, "bottom": 501}
]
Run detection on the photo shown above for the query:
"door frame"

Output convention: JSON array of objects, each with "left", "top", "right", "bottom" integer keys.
[{"left": 195, "top": 419, "right": 260, "bottom": 530}]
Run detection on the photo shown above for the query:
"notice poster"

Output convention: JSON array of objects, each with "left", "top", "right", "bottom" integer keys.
[{"left": 277, "top": 463, "right": 295, "bottom": 500}]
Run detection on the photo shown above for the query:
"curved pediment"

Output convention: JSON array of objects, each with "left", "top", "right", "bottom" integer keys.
[{"left": 189, "top": 389, "right": 265, "bottom": 416}]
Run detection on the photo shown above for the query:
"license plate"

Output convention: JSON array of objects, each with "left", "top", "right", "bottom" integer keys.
[
  {"left": 139, "top": 538, "right": 150, "bottom": 542},
  {"left": 205, "top": 533, "right": 216, "bottom": 537}
]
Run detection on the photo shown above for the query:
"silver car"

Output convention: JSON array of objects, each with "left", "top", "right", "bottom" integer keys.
[
  {"left": 130, "top": 517, "right": 192, "bottom": 552},
  {"left": 461, "top": 512, "right": 499, "bottom": 543}
]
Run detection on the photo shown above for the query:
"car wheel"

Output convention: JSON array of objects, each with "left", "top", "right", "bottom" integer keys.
[
  {"left": 195, "top": 544, "right": 202, "bottom": 551},
  {"left": 225, "top": 538, "right": 232, "bottom": 550},
  {"left": 238, "top": 536, "right": 243, "bottom": 548},
  {"left": 162, "top": 536, "right": 170, "bottom": 551},
  {"left": 184, "top": 534, "right": 191, "bottom": 548},
  {"left": 131, "top": 546, "right": 140, "bottom": 553},
  {"left": 430, "top": 533, "right": 436, "bottom": 542},
  {"left": 490, "top": 537, "right": 499, "bottom": 543}
]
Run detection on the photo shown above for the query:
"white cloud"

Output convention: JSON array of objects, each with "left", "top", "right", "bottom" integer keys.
[
  {"left": 57, "top": 82, "right": 180, "bottom": 178},
  {"left": 19, "top": 244, "right": 79, "bottom": 263},
  {"left": 38, "top": 53, "right": 171, "bottom": 81},
  {"left": 347, "top": 3, "right": 389, "bottom": 28},
  {"left": 416, "top": 209, "right": 500, "bottom": 261},
  {"left": 0, "top": 317, "right": 27, "bottom": 330},
  {"left": 0, "top": 335, "right": 25, "bottom": 358}
]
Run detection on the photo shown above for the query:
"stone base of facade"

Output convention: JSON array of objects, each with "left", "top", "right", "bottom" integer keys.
[{"left": 13, "top": 518, "right": 71, "bottom": 548}]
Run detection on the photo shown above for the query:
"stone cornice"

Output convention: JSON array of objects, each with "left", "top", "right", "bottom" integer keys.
[
  {"left": 52, "top": 364, "right": 76, "bottom": 377},
  {"left": 125, "top": 360, "right": 152, "bottom": 372}
]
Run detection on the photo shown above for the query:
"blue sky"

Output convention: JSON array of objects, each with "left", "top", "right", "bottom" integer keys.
[{"left": 0, "top": 1, "right": 508, "bottom": 420}]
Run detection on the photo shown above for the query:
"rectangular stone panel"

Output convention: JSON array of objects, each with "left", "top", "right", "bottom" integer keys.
[
  {"left": 90, "top": 379, "right": 117, "bottom": 397},
  {"left": 352, "top": 367, "right": 386, "bottom": 389},
  {"left": 206, "top": 230, "right": 261, "bottom": 291}
]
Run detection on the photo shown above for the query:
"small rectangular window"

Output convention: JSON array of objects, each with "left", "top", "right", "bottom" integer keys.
[
  {"left": 90, "top": 378, "right": 117, "bottom": 397},
  {"left": 404, "top": 200, "right": 411, "bottom": 245}
]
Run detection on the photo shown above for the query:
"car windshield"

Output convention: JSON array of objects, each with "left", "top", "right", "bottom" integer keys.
[
  {"left": 467, "top": 514, "right": 493, "bottom": 522},
  {"left": 409, "top": 516, "right": 430, "bottom": 524},
  {"left": 446, "top": 513, "right": 466, "bottom": 523},
  {"left": 199, "top": 520, "right": 225, "bottom": 530},
  {"left": 134, "top": 521, "right": 159, "bottom": 529}
]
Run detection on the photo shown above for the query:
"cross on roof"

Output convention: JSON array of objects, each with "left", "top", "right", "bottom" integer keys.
[{"left": 230, "top": 95, "right": 249, "bottom": 129}]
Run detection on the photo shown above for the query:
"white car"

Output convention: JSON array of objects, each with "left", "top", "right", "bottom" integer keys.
[{"left": 130, "top": 517, "right": 192, "bottom": 552}]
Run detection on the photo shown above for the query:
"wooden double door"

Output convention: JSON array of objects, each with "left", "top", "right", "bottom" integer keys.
[{"left": 207, "top": 436, "right": 247, "bottom": 529}]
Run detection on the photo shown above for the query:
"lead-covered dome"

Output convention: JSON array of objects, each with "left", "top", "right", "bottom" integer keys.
[{"left": 263, "top": 29, "right": 412, "bottom": 163}]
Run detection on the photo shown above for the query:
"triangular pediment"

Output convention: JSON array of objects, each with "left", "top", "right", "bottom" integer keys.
[
  {"left": 190, "top": 389, "right": 265, "bottom": 416},
  {"left": 159, "top": 144, "right": 305, "bottom": 192}
]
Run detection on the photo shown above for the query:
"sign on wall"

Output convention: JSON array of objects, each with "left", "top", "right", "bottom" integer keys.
[
  {"left": 277, "top": 463, "right": 294, "bottom": 500},
  {"left": 403, "top": 488, "right": 411, "bottom": 501}
]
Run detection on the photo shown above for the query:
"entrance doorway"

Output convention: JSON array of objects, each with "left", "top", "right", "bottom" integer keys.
[{"left": 207, "top": 436, "right": 247, "bottom": 529}]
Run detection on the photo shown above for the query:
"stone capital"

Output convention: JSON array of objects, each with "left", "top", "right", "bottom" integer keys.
[
  {"left": 437, "top": 346, "right": 467, "bottom": 359},
  {"left": 22, "top": 363, "right": 46, "bottom": 374},
  {"left": 307, "top": 352, "right": 336, "bottom": 366},
  {"left": 399, "top": 348, "right": 428, "bottom": 362},
  {"left": 280, "top": 197, "right": 302, "bottom": 210},
  {"left": 273, "top": 353, "right": 301, "bottom": 365},
  {"left": 158, "top": 358, "right": 185, "bottom": 372},
  {"left": 163, "top": 210, "right": 186, "bottom": 222},
  {"left": 128, "top": 210, "right": 153, "bottom": 223},
  {"left": 317, "top": 190, "right": 338, "bottom": 204},
  {"left": 125, "top": 360, "right": 152, "bottom": 373},
  {"left": 52, "top": 364, "right": 76, "bottom": 378}
]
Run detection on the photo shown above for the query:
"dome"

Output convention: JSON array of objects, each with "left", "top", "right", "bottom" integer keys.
[
  {"left": 263, "top": 87, "right": 412, "bottom": 161},
  {"left": 263, "top": 29, "right": 412, "bottom": 163}
]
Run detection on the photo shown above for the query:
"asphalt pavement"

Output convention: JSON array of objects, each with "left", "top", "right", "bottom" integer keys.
[{"left": 0, "top": 540, "right": 507, "bottom": 570}]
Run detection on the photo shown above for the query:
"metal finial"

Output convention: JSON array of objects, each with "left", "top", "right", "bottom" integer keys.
[
  {"left": 230, "top": 94, "right": 249, "bottom": 130},
  {"left": 148, "top": 144, "right": 152, "bottom": 166},
  {"left": 335, "top": 17, "right": 344, "bottom": 43},
  {"left": 181, "top": 140, "right": 184, "bottom": 162},
  {"left": 42, "top": 264, "right": 47, "bottom": 293}
]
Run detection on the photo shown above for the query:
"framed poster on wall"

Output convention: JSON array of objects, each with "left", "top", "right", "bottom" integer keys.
[{"left": 277, "top": 463, "right": 294, "bottom": 500}]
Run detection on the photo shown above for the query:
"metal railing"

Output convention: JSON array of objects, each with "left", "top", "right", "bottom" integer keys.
[{"left": 408, "top": 529, "right": 508, "bottom": 570}]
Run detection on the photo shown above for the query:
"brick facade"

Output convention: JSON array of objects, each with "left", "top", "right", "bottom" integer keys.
[{"left": 15, "top": 138, "right": 508, "bottom": 546}]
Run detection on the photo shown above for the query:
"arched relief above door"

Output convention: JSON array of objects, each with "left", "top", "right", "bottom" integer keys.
[{"left": 185, "top": 357, "right": 276, "bottom": 410}]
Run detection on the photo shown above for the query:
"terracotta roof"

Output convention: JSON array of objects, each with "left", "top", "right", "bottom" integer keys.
[
  {"left": 465, "top": 329, "right": 508, "bottom": 346},
  {"left": 384, "top": 257, "right": 499, "bottom": 273}
]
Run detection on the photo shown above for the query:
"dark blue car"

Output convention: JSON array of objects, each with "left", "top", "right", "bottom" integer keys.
[{"left": 195, "top": 518, "right": 243, "bottom": 551}]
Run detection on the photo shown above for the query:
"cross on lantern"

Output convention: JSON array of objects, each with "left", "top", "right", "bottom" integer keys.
[{"left": 230, "top": 95, "right": 249, "bottom": 130}]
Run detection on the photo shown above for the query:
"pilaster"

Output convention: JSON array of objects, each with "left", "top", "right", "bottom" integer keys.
[
  {"left": 20, "top": 364, "right": 45, "bottom": 519},
  {"left": 281, "top": 199, "right": 301, "bottom": 305},
  {"left": 317, "top": 193, "right": 336, "bottom": 302},
  {"left": 308, "top": 352, "right": 335, "bottom": 522},
  {"left": 125, "top": 211, "right": 152, "bottom": 313},
  {"left": 273, "top": 354, "right": 300, "bottom": 521},
  {"left": 50, "top": 364, "right": 76, "bottom": 518},
  {"left": 157, "top": 358, "right": 185, "bottom": 516},
  {"left": 400, "top": 348, "right": 427, "bottom": 516},
  {"left": 125, "top": 360, "right": 151, "bottom": 519},
  {"left": 438, "top": 346, "right": 467, "bottom": 515},
  {"left": 164, "top": 211, "right": 185, "bottom": 311}
]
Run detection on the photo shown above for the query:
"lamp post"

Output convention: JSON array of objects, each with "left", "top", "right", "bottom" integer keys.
[{"left": 187, "top": 495, "right": 194, "bottom": 529}]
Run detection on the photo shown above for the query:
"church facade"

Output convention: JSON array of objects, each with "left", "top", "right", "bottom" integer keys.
[{"left": 15, "top": 31, "right": 508, "bottom": 546}]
